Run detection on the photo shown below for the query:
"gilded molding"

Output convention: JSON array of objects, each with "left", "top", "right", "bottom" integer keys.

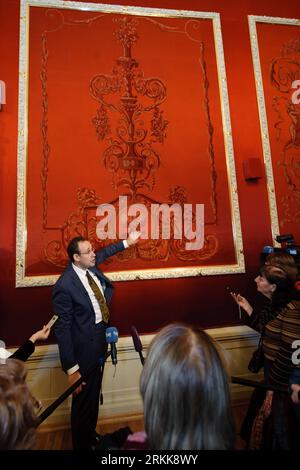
[{"left": 248, "top": 15, "right": 300, "bottom": 245}]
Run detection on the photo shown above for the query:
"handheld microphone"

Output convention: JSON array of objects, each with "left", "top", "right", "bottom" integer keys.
[
  {"left": 105, "top": 327, "right": 118, "bottom": 365},
  {"left": 131, "top": 325, "right": 145, "bottom": 366}
]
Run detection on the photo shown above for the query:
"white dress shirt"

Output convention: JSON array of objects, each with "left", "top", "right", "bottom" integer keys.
[{"left": 72, "top": 264, "right": 105, "bottom": 324}]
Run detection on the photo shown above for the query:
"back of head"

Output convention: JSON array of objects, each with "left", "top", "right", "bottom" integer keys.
[
  {"left": 0, "top": 359, "right": 38, "bottom": 450},
  {"left": 140, "top": 324, "right": 235, "bottom": 450}
]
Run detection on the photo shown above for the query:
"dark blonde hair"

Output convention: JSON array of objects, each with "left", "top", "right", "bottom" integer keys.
[
  {"left": 0, "top": 359, "right": 38, "bottom": 450},
  {"left": 140, "top": 324, "right": 235, "bottom": 450}
]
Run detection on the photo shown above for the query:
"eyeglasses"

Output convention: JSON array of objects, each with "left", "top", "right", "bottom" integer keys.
[{"left": 78, "top": 247, "right": 95, "bottom": 256}]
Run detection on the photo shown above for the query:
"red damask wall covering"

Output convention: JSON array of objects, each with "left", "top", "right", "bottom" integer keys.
[
  {"left": 25, "top": 9, "right": 235, "bottom": 274},
  {"left": 1, "top": 0, "right": 300, "bottom": 346}
]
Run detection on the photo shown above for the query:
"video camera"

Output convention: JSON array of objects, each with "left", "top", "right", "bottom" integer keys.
[{"left": 260, "top": 233, "right": 300, "bottom": 272}]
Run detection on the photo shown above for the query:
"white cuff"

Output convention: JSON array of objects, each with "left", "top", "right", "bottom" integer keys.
[
  {"left": 123, "top": 240, "right": 129, "bottom": 249},
  {"left": 67, "top": 364, "right": 80, "bottom": 375}
]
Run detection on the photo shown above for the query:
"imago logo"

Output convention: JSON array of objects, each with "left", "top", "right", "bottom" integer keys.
[
  {"left": 292, "top": 339, "right": 300, "bottom": 365},
  {"left": 291, "top": 80, "right": 300, "bottom": 105}
]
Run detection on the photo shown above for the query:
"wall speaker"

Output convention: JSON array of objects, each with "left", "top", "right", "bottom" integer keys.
[{"left": 243, "top": 158, "right": 263, "bottom": 181}]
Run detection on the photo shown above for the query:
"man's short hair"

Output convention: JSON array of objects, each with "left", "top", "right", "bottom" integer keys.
[{"left": 67, "top": 236, "right": 87, "bottom": 262}]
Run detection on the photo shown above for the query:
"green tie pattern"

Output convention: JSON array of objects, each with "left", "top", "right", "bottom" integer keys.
[{"left": 86, "top": 270, "right": 110, "bottom": 324}]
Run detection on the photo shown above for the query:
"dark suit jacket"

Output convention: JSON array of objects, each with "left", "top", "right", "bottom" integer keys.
[{"left": 53, "top": 241, "right": 125, "bottom": 373}]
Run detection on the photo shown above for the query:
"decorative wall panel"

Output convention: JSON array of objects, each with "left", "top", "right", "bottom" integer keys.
[
  {"left": 249, "top": 15, "right": 300, "bottom": 245},
  {"left": 16, "top": 0, "right": 244, "bottom": 287}
]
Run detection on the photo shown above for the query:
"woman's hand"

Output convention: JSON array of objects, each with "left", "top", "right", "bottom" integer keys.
[
  {"left": 230, "top": 292, "right": 253, "bottom": 316},
  {"left": 29, "top": 325, "right": 51, "bottom": 343}
]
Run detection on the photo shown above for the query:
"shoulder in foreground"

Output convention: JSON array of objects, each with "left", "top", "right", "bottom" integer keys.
[{"left": 287, "top": 300, "right": 300, "bottom": 310}]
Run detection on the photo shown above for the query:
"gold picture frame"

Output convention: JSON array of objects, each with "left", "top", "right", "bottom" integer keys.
[
  {"left": 16, "top": 0, "right": 244, "bottom": 287},
  {"left": 248, "top": 15, "right": 300, "bottom": 245}
]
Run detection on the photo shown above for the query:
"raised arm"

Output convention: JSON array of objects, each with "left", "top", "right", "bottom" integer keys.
[{"left": 95, "top": 231, "right": 140, "bottom": 264}]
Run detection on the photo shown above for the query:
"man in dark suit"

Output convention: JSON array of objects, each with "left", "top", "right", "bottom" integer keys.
[{"left": 53, "top": 232, "right": 139, "bottom": 450}]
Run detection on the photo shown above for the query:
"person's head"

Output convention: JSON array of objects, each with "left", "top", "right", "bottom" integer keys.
[
  {"left": 67, "top": 236, "right": 96, "bottom": 269},
  {"left": 140, "top": 324, "right": 235, "bottom": 450},
  {"left": 265, "top": 252, "right": 298, "bottom": 277},
  {"left": 255, "top": 264, "right": 297, "bottom": 305},
  {"left": 0, "top": 359, "right": 38, "bottom": 450}
]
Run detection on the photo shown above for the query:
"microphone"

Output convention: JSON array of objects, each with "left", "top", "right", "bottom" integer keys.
[
  {"left": 37, "top": 354, "right": 106, "bottom": 425},
  {"left": 106, "top": 327, "right": 118, "bottom": 365},
  {"left": 131, "top": 325, "right": 145, "bottom": 366}
]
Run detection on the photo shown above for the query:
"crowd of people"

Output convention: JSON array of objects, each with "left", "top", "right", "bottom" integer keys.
[{"left": 0, "top": 238, "right": 299, "bottom": 450}]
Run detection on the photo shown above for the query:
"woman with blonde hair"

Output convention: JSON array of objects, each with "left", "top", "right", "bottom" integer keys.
[
  {"left": 0, "top": 359, "right": 39, "bottom": 449},
  {"left": 124, "top": 324, "right": 235, "bottom": 450}
]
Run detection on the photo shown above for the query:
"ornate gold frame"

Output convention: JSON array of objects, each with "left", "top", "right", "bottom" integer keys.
[
  {"left": 248, "top": 15, "right": 300, "bottom": 246},
  {"left": 16, "top": 0, "right": 244, "bottom": 287}
]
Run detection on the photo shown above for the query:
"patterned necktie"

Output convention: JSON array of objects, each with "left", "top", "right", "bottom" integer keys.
[{"left": 86, "top": 271, "right": 110, "bottom": 324}]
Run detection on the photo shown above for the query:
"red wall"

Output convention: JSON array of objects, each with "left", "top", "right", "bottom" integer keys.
[{"left": 1, "top": 0, "right": 300, "bottom": 346}]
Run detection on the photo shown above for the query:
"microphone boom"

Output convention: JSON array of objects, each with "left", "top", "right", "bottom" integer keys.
[{"left": 131, "top": 325, "right": 145, "bottom": 366}]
